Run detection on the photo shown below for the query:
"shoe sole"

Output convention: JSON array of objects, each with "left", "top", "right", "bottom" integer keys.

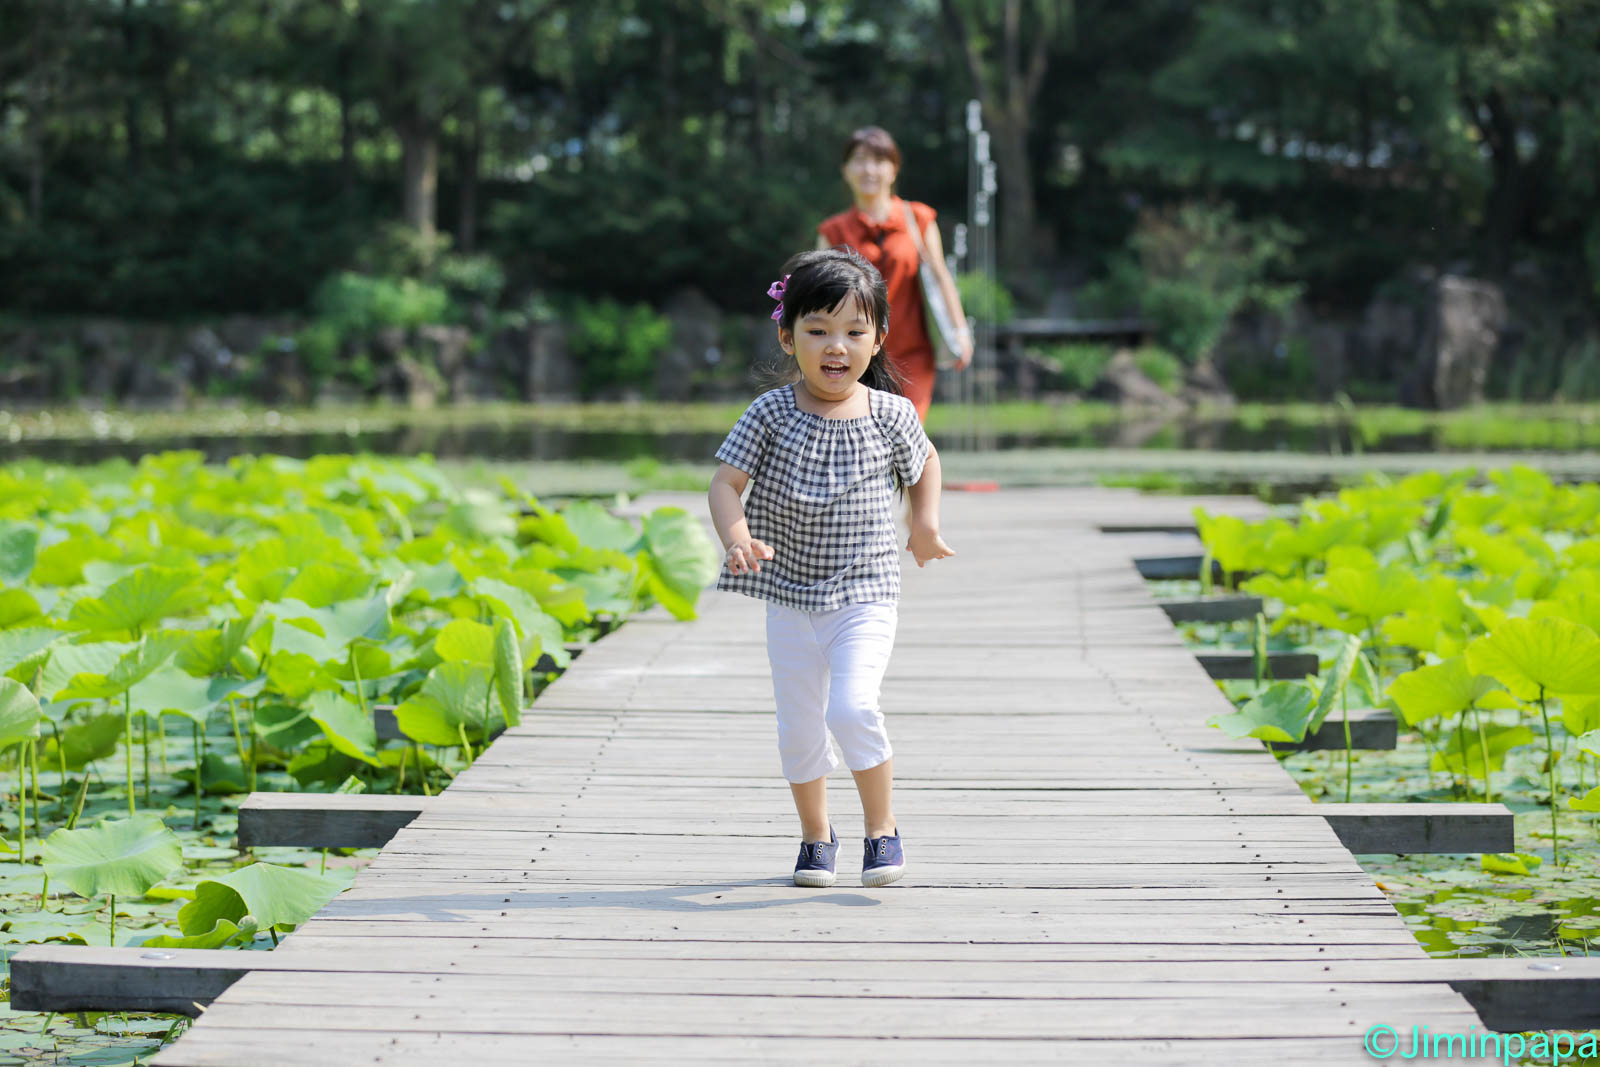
[
  {"left": 861, "top": 864, "right": 904, "bottom": 888},
  {"left": 794, "top": 869, "right": 836, "bottom": 888}
]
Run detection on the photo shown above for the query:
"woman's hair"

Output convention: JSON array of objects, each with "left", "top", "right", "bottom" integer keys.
[
  {"left": 765, "top": 246, "right": 905, "bottom": 398},
  {"left": 841, "top": 126, "right": 901, "bottom": 170}
]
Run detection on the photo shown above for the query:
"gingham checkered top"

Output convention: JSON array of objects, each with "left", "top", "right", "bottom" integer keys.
[{"left": 715, "top": 385, "right": 931, "bottom": 611}]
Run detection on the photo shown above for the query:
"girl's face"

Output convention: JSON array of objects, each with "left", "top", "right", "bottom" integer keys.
[
  {"left": 780, "top": 298, "right": 883, "bottom": 401},
  {"left": 842, "top": 146, "right": 897, "bottom": 200}
]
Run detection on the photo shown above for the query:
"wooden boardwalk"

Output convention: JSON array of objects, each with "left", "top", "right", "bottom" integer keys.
[{"left": 154, "top": 488, "right": 1495, "bottom": 1066}]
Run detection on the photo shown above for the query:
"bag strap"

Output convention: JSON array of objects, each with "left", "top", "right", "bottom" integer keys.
[{"left": 900, "top": 200, "right": 934, "bottom": 267}]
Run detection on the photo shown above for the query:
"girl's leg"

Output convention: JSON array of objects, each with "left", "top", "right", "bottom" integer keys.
[
  {"left": 789, "top": 775, "right": 830, "bottom": 844},
  {"left": 850, "top": 758, "right": 895, "bottom": 840},
  {"left": 766, "top": 603, "right": 836, "bottom": 842},
  {"left": 819, "top": 603, "right": 898, "bottom": 838}
]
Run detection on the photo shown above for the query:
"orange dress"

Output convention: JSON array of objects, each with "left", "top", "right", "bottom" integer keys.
[{"left": 818, "top": 197, "right": 938, "bottom": 420}]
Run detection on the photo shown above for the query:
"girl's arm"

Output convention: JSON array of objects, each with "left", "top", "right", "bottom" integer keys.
[
  {"left": 905, "top": 445, "right": 955, "bottom": 567},
  {"left": 921, "top": 221, "right": 974, "bottom": 369},
  {"left": 709, "top": 462, "right": 774, "bottom": 575}
]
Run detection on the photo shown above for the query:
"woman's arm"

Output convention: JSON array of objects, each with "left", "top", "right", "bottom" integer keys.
[
  {"left": 921, "top": 222, "right": 974, "bottom": 369},
  {"left": 816, "top": 233, "right": 831, "bottom": 251},
  {"left": 708, "top": 462, "right": 773, "bottom": 575},
  {"left": 905, "top": 445, "right": 954, "bottom": 567}
]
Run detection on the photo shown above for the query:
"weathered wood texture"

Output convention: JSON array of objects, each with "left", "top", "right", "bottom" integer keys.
[
  {"left": 122, "top": 488, "right": 1549, "bottom": 1065},
  {"left": 1159, "top": 595, "right": 1264, "bottom": 623},
  {"left": 1196, "top": 650, "right": 1322, "bottom": 680},
  {"left": 236, "top": 793, "right": 433, "bottom": 849}
]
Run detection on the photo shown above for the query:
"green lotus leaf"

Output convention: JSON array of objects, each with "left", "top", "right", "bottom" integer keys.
[
  {"left": 0, "top": 588, "right": 47, "bottom": 629},
  {"left": 287, "top": 740, "right": 361, "bottom": 787},
  {"left": 1318, "top": 564, "right": 1418, "bottom": 624},
  {"left": 0, "top": 523, "right": 39, "bottom": 584},
  {"left": 283, "top": 562, "right": 373, "bottom": 608},
  {"left": 434, "top": 618, "right": 496, "bottom": 665},
  {"left": 1464, "top": 617, "right": 1600, "bottom": 701},
  {"left": 265, "top": 651, "right": 337, "bottom": 702},
  {"left": 442, "top": 489, "right": 518, "bottom": 542},
  {"left": 1481, "top": 852, "right": 1542, "bottom": 877},
  {"left": 1308, "top": 634, "right": 1362, "bottom": 732},
  {"left": 41, "top": 814, "right": 183, "bottom": 899},
  {"left": 1567, "top": 786, "right": 1600, "bottom": 813},
  {"left": 67, "top": 565, "right": 205, "bottom": 637},
  {"left": 471, "top": 578, "right": 566, "bottom": 667},
  {"left": 126, "top": 664, "right": 219, "bottom": 724},
  {"left": 1430, "top": 723, "right": 1534, "bottom": 774},
  {"left": 177, "top": 862, "right": 345, "bottom": 935},
  {"left": 40, "top": 711, "right": 123, "bottom": 771},
  {"left": 518, "top": 506, "right": 581, "bottom": 553},
  {"left": 56, "top": 632, "right": 186, "bottom": 702},
  {"left": 252, "top": 701, "right": 322, "bottom": 751},
  {"left": 395, "top": 661, "right": 496, "bottom": 746},
  {"left": 498, "top": 567, "right": 590, "bottom": 628},
  {"left": 560, "top": 500, "right": 641, "bottom": 554},
  {"left": 1389, "top": 657, "right": 1514, "bottom": 727},
  {"left": 0, "top": 677, "right": 44, "bottom": 747},
  {"left": 1563, "top": 699, "right": 1600, "bottom": 738},
  {"left": 493, "top": 616, "right": 525, "bottom": 728},
  {"left": 639, "top": 507, "right": 720, "bottom": 620},
  {"left": 1205, "top": 681, "right": 1317, "bottom": 743},
  {"left": 304, "top": 690, "right": 379, "bottom": 765},
  {"left": 1576, "top": 729, "right": 1600, "bottom": 758},
  {"left": 0, "top": 626, "right": 64, "bottom": 679},
  {"left": 140, "top": 915, "right": 258, "bottom": 950}
]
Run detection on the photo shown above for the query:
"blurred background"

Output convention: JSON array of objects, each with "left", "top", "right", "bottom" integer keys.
[{"left": 2, "top": 0, "right": 1599, "bottom": 472}]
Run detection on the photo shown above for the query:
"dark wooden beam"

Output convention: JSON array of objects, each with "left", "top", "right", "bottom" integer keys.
[
  {"left": 236, "top": 793, "right": 432, "bottom": 849},
  {"left": 1160, "top": 596, "right": 1264, "bottom": 624},
  {"left": 1196, "top": 650, "right": 1321, "bottom": 680}
]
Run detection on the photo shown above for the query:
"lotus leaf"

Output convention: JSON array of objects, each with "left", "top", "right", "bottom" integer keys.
[{"left": 41, "top": 815, "right": 183, "bottom": 899}]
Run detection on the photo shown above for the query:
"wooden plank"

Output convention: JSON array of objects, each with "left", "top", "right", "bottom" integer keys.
[
  {"left": 1160, "top": 595, "right": 1264, "bottom": 624},
  {"left": 236, "top": 792, "right": 433, "bottom": 849},
  {"left": 1283, "top": 709, "right": 1399, "bottom": 752},
  {"left": 1134, "top": 554, "right": 1224, "bottom": 581},
  {"left": 1195, "top": 650, "right": 1322, "bottom": 680},
  {"left": 1319, "top": 802, "right": 1515, "bottom": 854}
]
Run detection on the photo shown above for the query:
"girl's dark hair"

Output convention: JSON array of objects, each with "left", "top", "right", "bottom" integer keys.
[
  {"left": 766, "top": 246, "right": 905, "bottom": 398},
  {"left": 841, "top": 126, "right": 902, "bottom": 170}
]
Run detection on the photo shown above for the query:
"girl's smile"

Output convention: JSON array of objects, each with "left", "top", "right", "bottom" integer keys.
[{"left": 781, "top": 300, "right": 883, "bottom": 405}]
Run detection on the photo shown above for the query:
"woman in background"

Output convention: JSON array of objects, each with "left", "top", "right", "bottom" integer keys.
[{"left": 817, "top": 126, "right": 972, "bottom": 421}]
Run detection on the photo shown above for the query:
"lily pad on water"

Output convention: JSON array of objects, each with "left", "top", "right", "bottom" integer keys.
[{"left": 40, "top": 816, "right": 183, "bottom": 900}]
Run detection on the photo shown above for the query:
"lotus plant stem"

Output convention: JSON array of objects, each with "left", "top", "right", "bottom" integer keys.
[
  {"left": 1537, "top": 686, "right": 1560, "bottom": 866},
  {"left": 1455, "top": 710, "right": 1472, "bottom": 801},
  {"left": 191, "top": 722, "right": 204, "bottom": 830},
  {"left": 108, "top": 894, "right": 116, "bottom": 947},
  {"left": 123, "top": 691, "right": 135, "bottom": 816},
  {"left": 1472, "top": 707, "right": 1492, "bottom": 803},
  {"left": 350, "top": 652, "right": 367, "bottom": 716},
  {"left": 320, "top": 848, "right": 328, "bottom": 876},
  {"left": 247, "top": 700, "right": 258, "bottom": 794},
  {"left": 141, "top": 713, "right": 151, "bottom": 807},
  {"left": 395, "top": 744, "right": 408, "bottom": 794},
  {"left": 66, "top": 775, "right": 88, "bottom": 829},
  {"left": 1341, "top": 689, "right": 1353, "bottom": 804},
  {"left": 30, "top": 739, "right": 41, "bottom": 837},
  {"left": 419, "top": 746, "right": 432, "bottom": 796},
  {"left": 50, "top": 722, "right": 67, "bottom": 817},
  {"left": 225, "top": 698, "right": 246, "bottom": 768},
  {"left": 269, "top": 927, "right": 278, "bottom": 947},
  {"left": 457, "top": 723, "right": 474, "bottom": 765},
  {"left": 16, "top": 742, "right": 27, "bottom": 865},
  {"left": 158, "top": 714, "right": 168, "bottom": 775}
]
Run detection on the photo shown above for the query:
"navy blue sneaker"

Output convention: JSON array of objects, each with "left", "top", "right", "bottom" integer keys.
[
  {"left": 794, "top": 827, "right": 838, "bottom": 888},
  {"left": 861, "top": 830, "right": 904, "bottom": 887}
]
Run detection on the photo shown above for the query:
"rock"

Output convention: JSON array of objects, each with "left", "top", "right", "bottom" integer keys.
[
  {"left": 1411, "top": 276, "right": 1506, "bottom": 409},
  {"left": 378, "top": 356, "right": 439, "bottom": 409},
  {"left": 1179, "top": 357, "right": 1235, "bottom": 408},
  {"left": 1304, "top": 324, "right": 1347, "bottom": 401},
  {"left": 1088, "top": 349, "right": 1183, "bottom": 409},
  {"left": 372, "top": 326, "right": 407, "bottom": 364},
  {"left": 514, "top": 320, "right": 578, "bottom": 402},
  {"left": 656, "top": 288, "right": 718, "bottom": 402},
  {"left": 418, "top": 325, "right": 472, "bottom": 401}
]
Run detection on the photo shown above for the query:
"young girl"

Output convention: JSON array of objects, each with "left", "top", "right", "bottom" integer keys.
[{"left": 707, "top": 246, "right": 955, "bottom": 888}]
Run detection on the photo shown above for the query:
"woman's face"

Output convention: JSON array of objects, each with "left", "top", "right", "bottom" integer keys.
[{"left": 842, "top": 146, "right": 897, "bottom": 200}]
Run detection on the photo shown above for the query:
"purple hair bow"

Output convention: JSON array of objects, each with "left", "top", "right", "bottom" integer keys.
[{"left": 767, "top": 274, "right": 790, "bottom": 321}]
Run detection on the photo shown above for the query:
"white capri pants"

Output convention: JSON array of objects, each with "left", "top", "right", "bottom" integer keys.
[{"left": 765, "top": 600, "right": 897, "bottom": 783}]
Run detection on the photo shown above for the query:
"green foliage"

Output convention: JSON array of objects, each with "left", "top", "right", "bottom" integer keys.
[
  {"left": 954, "top": 273, "right": 1017, "bottom": 326},
  {"left": 1132, "top": 347, "right": 1184, "bottom": 392},
  {"left": 1083, "top": 203, "right": 1300, "bottom": 363},
  {"left": 41, "top": 815, "right": 182, "bottom": 900},
  {"left": 567, "top": 297, "right": 673, "bottom": 398},
  {"left": 312, "top": 273, "right": 452, "bottom": 336},
  {"left": 1036, "top": 343, "right": 1113, "bottom": 391}
]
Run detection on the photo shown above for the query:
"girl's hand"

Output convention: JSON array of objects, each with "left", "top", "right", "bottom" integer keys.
[
  {"left": 906, "top": 526, "right": 955, "bottom": 567},
  {"left": 725, "top": 539, "right": 774, "bottom": 575}
]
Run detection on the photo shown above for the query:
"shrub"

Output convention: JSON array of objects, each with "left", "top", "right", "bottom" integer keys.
[
  {"left": 954, "top": 272, "right": 1017, "bottom": 326},
  {"left": 1133, "top": 346, "right": 1184, "bottom": 391},
  {"left": 312, "top": 273, "right": 452, "bottom": 336},
  {"left": 1037, "top": 343, "right": 1114, "bottom": 391},
  {"left": 1082, "top": 202, "right": 1301, "bottom": 364},
  {"left": 567, "top": 297, "right": 672, "bottom": 397}
]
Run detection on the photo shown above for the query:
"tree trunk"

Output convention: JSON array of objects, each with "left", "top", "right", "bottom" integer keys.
[
  {"left": 399, "top": 115, "right": 439, "bottom": 239},
  {"left": 26, "top": 22, "right": 44, "bottom": 222},
  {"left": 455, "top": 99, "right": 480, "bottom": 253},
  {"left": 337, "top": 50, "right": 356, "bottom": 195},
  {"left": 121, "top": 0, "right": 142, "bottom": 171},
  {"left": 987, "top": 111, "right": 1038, "bottom": 280}
]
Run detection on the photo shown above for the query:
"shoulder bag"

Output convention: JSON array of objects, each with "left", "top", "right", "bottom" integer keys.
[{"left": 900, "top": 200, "right": 967, "bottom": 370}]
